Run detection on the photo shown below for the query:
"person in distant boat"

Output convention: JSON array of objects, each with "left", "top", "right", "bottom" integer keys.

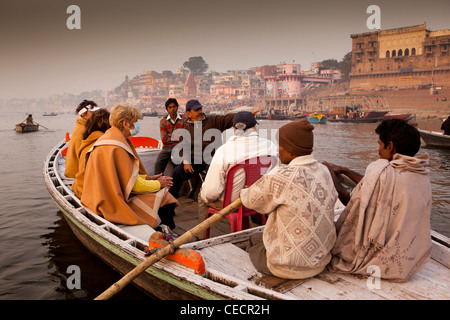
[
  {"left": 441, "top": 115, "right": 450, "bottom": 135},
  {"left": 154, "top": 98, "right": 187, "bottom": 175},
  {"left": 72, "top": 109, "right": 111, "bottom": 198},
  {"left": 196, "top": 111, "right": 278, "bottom": 240},
  {"left": 324, "top": 119, "right": 432, "bottom": 282},
  {"left": 64, "top": 100, "right": 101, "bottom": 178},
  {"left": 25, "top": 114, "right": 34, "bottom": 125},
  {"left": 241, "top": 119, "right": 338, "bottom": 279},
  {"left": 168, "top": 99, "right": 236, "bottom": 199},
  {"left": 81, "top": 104, "right": 178, "bottom": 230}
]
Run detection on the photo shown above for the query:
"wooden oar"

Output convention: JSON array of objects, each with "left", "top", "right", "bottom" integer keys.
[
  {"left": 35, "top": 122, "right": 50, "bottom": 130},
  {"left": 94, "top": 198, "right": 243, "bottom": 300}
]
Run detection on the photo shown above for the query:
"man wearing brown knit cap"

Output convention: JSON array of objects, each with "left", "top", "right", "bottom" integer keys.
[{"left": 240, "top": 119, "right": 338, "bottom": 279}]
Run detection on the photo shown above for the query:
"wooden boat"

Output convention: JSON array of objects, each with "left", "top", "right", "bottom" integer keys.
[
  {"left": 43, "top": 139, "right": 450, "bottom": 300},
  {"left": 383, "top": 113, "right": 414, "bottom": 121},
  {"left": 142, "top": 111, "right": 158, "bottom": 117},
  {"left": 43, "top": 112, "right": 58, "bottom": 116},
  {"left": 15, "top": 123, "right": 39, "bottom": 132},
  {"left": 288, "top": 112, "right": 307, "bottom": 120},
  {"left": 267, "top": 110, "right": 287, "bottom": 120},
  {"left": 419, "top": 129, "right": 450, "bottom": 149},
  {"left": 328, "top": 111, "right": 388, "bottom": 123},
  {"left": 307, "top": 113, "right": 327, "bottom": 124}
]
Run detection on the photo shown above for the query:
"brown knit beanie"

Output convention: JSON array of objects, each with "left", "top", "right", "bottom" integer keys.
[{"left": 278, "top": 119, "right": 314, "bottom": 156}]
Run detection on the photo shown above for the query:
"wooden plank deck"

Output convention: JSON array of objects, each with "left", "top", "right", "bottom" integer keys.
[{"left": 172, "top": 196, "right": 262, "bottom": 241}]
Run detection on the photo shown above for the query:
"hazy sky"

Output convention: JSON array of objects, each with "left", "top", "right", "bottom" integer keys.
[{"left": 0, "top": 0, "right": 449, "bottom": 99}]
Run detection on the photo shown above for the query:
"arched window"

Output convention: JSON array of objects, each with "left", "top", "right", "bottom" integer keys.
[
  {"left": 398, "top": 49, "right": 403, "bottom": 56},
  {"left": 412, "top": 48, "right": 416, "bottom": 55},
  {"left": 405, "top": 48, "right": 410, "bottom": 56},
  {"left": 392, "top": 50, "right": 397, "bottom": 57},
  {"left": 386, "top": 50, "right": 390, "bottom": 58}
]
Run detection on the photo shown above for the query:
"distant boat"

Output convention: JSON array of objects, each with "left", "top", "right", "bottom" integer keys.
[
  {"left": 267, "top": 110, "right": 287, "bottom": 120},
  {"left": 419, "top": 129, "right": 450, "bottom": 149},
  {"left": 142, "top": 111, "right": 158, "bottom": 117},
  {"left": 289, "top": 112, "right": 307, "bottom": 120},
  {"left": 383, "top": 113, "right": 415, "bottom": 121},
  {"left": 43, "top": 112, "right": 58, "bottom": 116},
  {"left": 328, "top": 111, "right": 388, "bottom": 123},
  {"left": 15, "top": 123, "right": 39, "bottom": 133},
  {"left": 307, "top": 113, "right": 327, "bottom": 124}
]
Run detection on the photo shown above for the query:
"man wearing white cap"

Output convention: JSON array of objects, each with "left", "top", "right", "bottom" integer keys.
[
  {"left": 196, "top": 111, "right": 278, "bottom": 239},
  {"left": 64, "top": 99, "right": 101, "bottom": 178}
]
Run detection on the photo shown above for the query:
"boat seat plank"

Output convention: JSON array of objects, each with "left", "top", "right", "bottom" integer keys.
[
  {"left": 289, "top": 272, "right": 388, "bottom": 300},
  {"left": 117, "top": 224, "right": 156, "bottom": 243},
  {"left": 200, "top": 242, "right": 260, "bottom": 282},
  {"left": 414, "top": 259, "right": 450, "bottom": 291},
  {"left": 252, "top": 274, "right": 309, "bottom": 293}
]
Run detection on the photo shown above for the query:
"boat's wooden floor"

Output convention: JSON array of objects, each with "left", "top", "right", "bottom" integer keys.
[
  {"left": 172, "top": 196, "right": 243, "bottom": 240},
  {"left": 173, "top": 195, "right": 450, "bottom": 300}
]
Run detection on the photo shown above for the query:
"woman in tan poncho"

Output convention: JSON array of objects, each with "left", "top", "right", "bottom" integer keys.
[
  {"left": 324, "top": 119, "right": 432, "bottom": 282},
  {"left": 72, "top": 108, "right": 111, "bottom": 198},
  {"left": 81, "top": 105, "right": 178, "bottom": 229}
]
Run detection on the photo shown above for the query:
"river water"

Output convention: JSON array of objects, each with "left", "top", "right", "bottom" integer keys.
[{"left": 0, "top": 111, "right": 448, "bottom": 300}]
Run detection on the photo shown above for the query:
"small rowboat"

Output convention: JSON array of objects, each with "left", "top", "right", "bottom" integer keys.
[
  {"left": 419, "top": 129, "right": 450, "bottom": 149},
  {"left": 15, "top": 123, "right": 39, "bottom": 133},
  {"left": 43, "top": 139, "right": 450, "bottom": 300}
]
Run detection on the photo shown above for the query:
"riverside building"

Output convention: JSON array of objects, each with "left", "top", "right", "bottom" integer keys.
[{"left": 350, "top": 23, "right": 450, "bottom": 91}]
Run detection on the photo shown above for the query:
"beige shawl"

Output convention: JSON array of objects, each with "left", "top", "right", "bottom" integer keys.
[
  {"left": 240, "top": 155, "right": 338, "bottom": 279},
  {"left": 328, "top": 153, "right": 432, "bottom": 282},
  {"left": 81, "top": 127, "right": 177, "bottom": 227}
]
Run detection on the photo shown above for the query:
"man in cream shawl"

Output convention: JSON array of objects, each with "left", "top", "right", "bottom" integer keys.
[
  {"left": 241, "top": 119, "right": 338, "bottom": 279},
  {"left": 324, "top": 119, "right": 432, "bottom": 282}
]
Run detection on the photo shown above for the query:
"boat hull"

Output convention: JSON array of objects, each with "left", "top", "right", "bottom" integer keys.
[
  {"left": 419, "top": 129, "right": 450, "bottom": 149},
  {"left": 267, "top": 114, "right": 287, "bottom": 120},
  {"left": 57, "top": 204, "right": 212, "bottom": 300},
  {"left": 383, "top": 113, "right": 413, "bottom": 121},
  {"left": 328, "top": 111, "right": 388, "bottom": 123},
  {"left": 15, "top": 124, "right": 39, "bottom": 132}
]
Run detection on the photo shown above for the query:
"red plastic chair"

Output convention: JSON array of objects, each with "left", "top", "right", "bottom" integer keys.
[
  {"left": 129, "top": 136, "right": 161, "bottom": 149},
  {"left": 205, "top": 155, "right": 277, "bottom": 239}
]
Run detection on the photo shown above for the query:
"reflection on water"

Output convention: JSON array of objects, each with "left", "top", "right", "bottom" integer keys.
[
  {"left": 42, "top": 212, "right": 149, "bottom": 299},
  {"left": 0, "top": 111, "right": 448, "bottom": 299}
]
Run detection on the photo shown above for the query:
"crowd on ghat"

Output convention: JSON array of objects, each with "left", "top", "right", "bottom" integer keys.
[{"left": 62, "top": 97, "right": 445, "bottom": 283}]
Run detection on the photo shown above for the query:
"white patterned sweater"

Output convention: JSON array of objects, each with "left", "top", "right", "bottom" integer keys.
[{"left": 240, "top": 155, "right": 338, "bottom": 279}]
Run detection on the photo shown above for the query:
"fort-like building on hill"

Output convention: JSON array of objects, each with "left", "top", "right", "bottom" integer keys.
[{"left": 350, "top": 23, "right": 450, "bottom": 91}]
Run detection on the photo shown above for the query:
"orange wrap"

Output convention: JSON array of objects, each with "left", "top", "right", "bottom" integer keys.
[
  {"left": 65, "top": 117, "right": 86, "bottom": 178},
  {"left": 72, "top": 131, "right": 104, "bottom": 198}
]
